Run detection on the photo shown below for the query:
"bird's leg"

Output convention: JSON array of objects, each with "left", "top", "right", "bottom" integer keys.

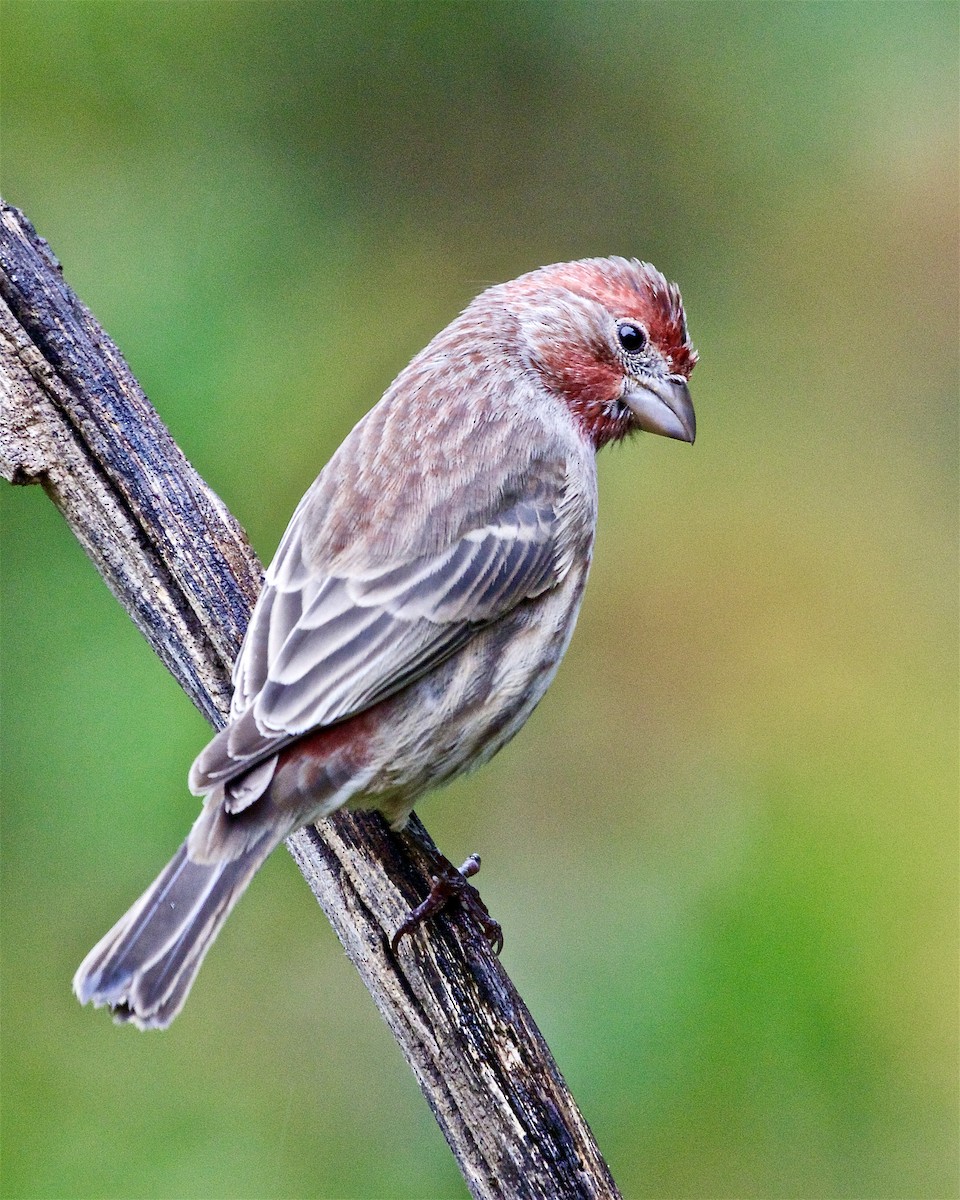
[{"left": 391, "top": 845, "right": 504, "bottom": 956}]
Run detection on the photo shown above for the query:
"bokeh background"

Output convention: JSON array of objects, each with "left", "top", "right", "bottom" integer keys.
[{"left": 1, "top": 3, "right": 956, "bottom": 1198}]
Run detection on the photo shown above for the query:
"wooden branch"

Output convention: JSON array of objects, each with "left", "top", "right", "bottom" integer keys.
[{"left": 0, "top": 200, "right": 621, "bottom": 1200}]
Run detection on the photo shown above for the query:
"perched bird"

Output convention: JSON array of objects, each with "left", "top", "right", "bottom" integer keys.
[{"left": 74, "top": 256, "right": 697, "bottom": 1029}]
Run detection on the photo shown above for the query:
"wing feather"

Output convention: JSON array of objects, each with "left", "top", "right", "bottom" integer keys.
[
  {"left": 248, "top": 486, "right": 564, "bottom": 736},
  {"left": 191, "top": 441, "right": 590, "bottom": 795}
]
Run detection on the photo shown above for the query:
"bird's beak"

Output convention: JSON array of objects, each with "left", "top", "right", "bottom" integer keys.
[{"left": 623, "top": 375, "right": 696, "bottom": 444}]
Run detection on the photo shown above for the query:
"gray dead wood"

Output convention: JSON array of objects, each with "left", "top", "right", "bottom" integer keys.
[{"left": 0, "top": 200, "right": 621, "bottom": 1200}]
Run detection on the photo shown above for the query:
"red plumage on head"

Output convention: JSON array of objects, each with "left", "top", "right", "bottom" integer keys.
[
  {"left": 499, "top": 256, "right": 697, "bottom": 449},
  {"left": 522, "top": 257, "right": 698, "bottom": 380}
]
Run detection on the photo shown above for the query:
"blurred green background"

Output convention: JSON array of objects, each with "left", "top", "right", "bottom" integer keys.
[{"left": 1, "top": 2, "right": 956, "bottom": 1198}]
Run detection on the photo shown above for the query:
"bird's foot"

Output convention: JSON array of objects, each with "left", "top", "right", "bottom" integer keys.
[{"left": 390, "top": 852, "right": 503, "bottom": 955}]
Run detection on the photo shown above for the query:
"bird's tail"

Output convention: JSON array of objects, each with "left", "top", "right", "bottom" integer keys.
[{"left": 73, "top": 833, "right": 277, "bottom": 1030}]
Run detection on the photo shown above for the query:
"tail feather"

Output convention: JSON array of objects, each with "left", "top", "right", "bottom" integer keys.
[
  {"left": 73, "top": 838, "right": 275, "bottom": 1030},
  {"left": 75, "top": 731, "right": 369, "bottom": 1028}
]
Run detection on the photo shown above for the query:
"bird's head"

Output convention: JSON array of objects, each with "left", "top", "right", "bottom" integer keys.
[{"left": 501, "top": 256, "right": 698, "bottom": 450}]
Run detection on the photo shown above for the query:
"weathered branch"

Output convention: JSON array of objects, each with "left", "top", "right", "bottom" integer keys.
[{"left": 0, "top": 200, "right": 620, "bottom": 1200}]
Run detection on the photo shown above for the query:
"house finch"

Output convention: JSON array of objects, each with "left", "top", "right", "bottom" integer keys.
[{"left": 74, "top": 256, "right": 697, "bottom": 1028}]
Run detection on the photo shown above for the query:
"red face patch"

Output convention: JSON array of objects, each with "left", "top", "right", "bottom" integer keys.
[
  {"left": 500, "top": 257, "right": 698, "bottom": 449},
  {"left": 543, "top": 258, "right": 697, "bottom": 379},
  {"left": 511, "top": 258, "right": 697, "bottom": 381}
]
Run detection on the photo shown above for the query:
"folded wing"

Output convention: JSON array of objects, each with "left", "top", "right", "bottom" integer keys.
[{"left": 190, "top": 458, "right": 575, "bottom": 795}]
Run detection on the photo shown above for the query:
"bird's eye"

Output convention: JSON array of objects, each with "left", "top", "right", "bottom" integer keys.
[{"left": 616, "top": 322, "right": 648, "bottom": 355}]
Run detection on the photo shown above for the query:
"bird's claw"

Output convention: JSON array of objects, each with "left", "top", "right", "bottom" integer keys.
[{"left": 390, "top": 853, "right": 504, "bottom": 955}]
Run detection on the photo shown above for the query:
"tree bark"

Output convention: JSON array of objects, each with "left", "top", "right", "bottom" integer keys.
[{"left": 0, "top": 200, "right": 621, "bottom": 1200}]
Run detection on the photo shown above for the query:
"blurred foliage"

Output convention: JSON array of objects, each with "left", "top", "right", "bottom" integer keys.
[{"left": 1, "top": 2, "right": 956, "bottom": 1198}]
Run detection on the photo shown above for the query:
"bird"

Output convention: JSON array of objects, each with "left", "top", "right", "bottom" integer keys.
[{"left": 74, "top": 255, "right": 698, "bottom": 1029}]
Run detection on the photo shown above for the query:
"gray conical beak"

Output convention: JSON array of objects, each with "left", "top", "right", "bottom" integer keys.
[{"left": 623, "top": 376, "right": 696, "bottom": 444}]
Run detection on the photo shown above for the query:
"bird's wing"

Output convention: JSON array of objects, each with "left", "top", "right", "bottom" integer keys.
[
  {"left": 190, "top": 451, "right": 580, "bottom": 792},
  {"left": 250, "top": 466, "right": 568, "bottom": 732}
]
